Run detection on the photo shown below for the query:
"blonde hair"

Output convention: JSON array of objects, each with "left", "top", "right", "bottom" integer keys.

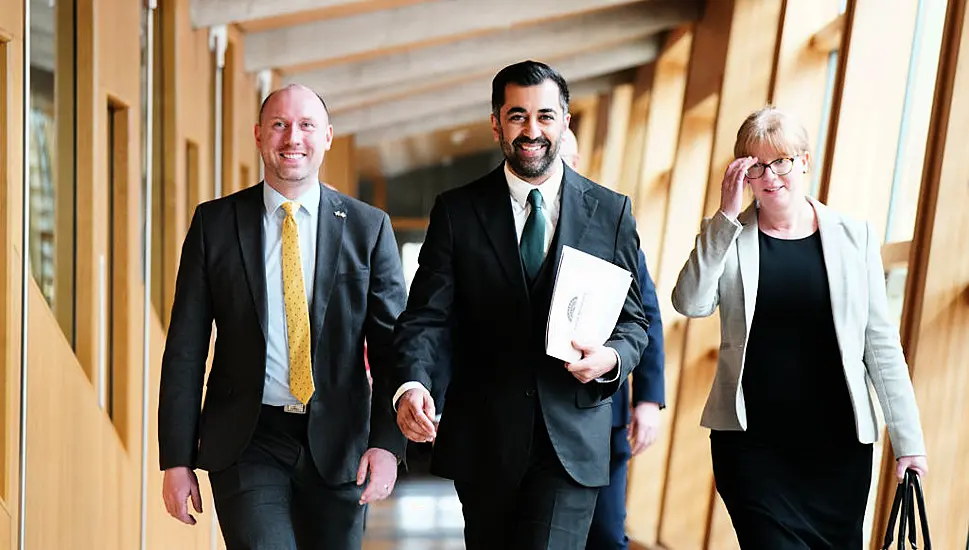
[{"left": 733, "top": 106, "right": 811, "bottom": 159}]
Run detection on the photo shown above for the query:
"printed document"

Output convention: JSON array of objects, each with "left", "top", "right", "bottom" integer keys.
[{"left": 546, "top": 246, "right": 632, "bottom": 363}]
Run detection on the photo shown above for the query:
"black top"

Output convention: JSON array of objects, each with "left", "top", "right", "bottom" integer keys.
[{"left": 740, "top": 230, "right": 859, "bottom": 448}]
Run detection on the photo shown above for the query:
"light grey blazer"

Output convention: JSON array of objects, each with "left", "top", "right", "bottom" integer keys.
[{"left": 671, "top": 197, "right": 926, "bottom": 457}]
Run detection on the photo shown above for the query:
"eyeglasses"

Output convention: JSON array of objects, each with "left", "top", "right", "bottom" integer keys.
[{"left": 745, "top": 156, "right": 797, "bottom": 179}]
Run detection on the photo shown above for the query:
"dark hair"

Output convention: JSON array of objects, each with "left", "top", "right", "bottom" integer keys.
[
  {"left": 258, "top": 85, "right": 329, "bottom": 123},
  {"left": 491, "top": 60, "right": 570, "bottom": 117}
]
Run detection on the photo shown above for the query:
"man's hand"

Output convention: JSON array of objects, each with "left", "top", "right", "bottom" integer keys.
[
  {"left": 628, "top": 402, "right": 661, "bottom": 456},
  {"left": 896, "top": 455, "right": 928, "bottom": 482},
  {"left": 565, "top": 341, "right": 618, "bottom": 383},
  {"left": 163, "top": 466, "right": 203, "bottom": 525},
  {"left": 357, "top": 448, "right": 398, "bottom": 504},
  {"left": 396, "top": 387, "right": 436, "bottom": 442}
]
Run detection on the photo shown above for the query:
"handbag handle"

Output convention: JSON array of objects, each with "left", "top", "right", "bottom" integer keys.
[{"left": 881, "top": 469, "right": 932, "bottom": 550}]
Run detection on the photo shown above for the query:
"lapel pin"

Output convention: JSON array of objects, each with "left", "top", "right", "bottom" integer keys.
[{"left": 334, "top": 210, "right": 347, "bottom": 219}]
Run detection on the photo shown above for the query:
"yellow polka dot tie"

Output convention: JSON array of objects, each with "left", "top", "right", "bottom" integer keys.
[{"left": 281, "top": 201, "right": 314, "bottom": 404}]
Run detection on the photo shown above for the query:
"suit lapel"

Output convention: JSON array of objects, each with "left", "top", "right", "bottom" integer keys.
[
  {"left": 472, "top": 167, "right": 529, "bottom": 303},
  {"left": 736, "top": 204, "right": 760, "bottom": 334},
  {"left": 236, "top": 183, "right": 269, "bottom": 341},
  {"left": 550, "top": 166, "right": 597, "bottom": 270},
  {"left": 810, "top": 197, "right": 848, "bottom": 354},
  {"left": 309, "top": 185, "right": 346, "bottom": 362}
]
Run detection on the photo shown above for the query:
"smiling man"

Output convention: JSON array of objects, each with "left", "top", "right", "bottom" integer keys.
[
  {"left": 393, "top": 61, "right": 649, "bottom": 550},
  {"left": 158, "top": 84, "right": 408, "bottom": 549}
]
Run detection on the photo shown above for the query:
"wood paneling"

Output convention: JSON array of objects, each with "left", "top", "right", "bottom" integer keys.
[
  {"left": 630, "top": 30, "right": 691, "bottom": 277},
  {"left": 624, "top": 30, "right": 692, "bottom": 547},
  {"left": 0, "top": 0, "right": 23, "bottom": 539},
  {"left": 321, "top": 135, "right": 357, "bottom": 196},
  {"left": 875, "top": 1, "right": 969, "bottom": 547}
]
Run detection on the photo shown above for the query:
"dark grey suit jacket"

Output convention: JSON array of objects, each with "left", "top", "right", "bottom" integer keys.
[
  {"left": 394, "top": 163, "right": 649, "bottom": 488},
  {"left": 158, "top": 182, "right": 407, "bottom": 484}
]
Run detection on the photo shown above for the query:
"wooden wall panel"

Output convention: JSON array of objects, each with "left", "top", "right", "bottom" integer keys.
[
  {"left": 630, "top": 31, "right": 691, "bottom": 277},
  {"left": 24, "top": 282, "right": 139, "bottom": 549},
  {"left": 320, "top": 135, "right": 358, "bottom": 196},
  {"left": 875, "top": 1, "right": 969, "bottom": 547},
  {"left": 616, "top": 65, "right": 654, "bottom": 200},
  {"left": 597, "top": 83, "right": 635, "bottom": 191},
  {"left": 625, "top": 3, "right": 735, "bottom": 548},
  {"left": 820, "top": 0, "right": 920, "bottom": 237},
  {"left": 0, "top": 0, "right": 23, "bottom": 541}
]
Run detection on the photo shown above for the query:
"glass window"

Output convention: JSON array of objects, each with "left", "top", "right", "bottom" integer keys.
[{"left": 29, "top": 0, "right": 76, "bottom": 345}]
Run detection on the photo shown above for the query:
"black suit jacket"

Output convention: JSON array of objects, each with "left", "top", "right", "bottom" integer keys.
[
  {"left": 394, "top": 163, "right": 649, "bottom": 488},
  {"left": 612, "top": 249, "right": 666, "bottom": 428},
  {"left": 158, "top": 183, "right": 407, "bottom": 484}
]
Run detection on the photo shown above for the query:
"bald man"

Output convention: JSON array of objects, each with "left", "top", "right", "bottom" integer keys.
[
  {"left": 561, "top": 127, "right": 580, "bottom": 170},
  {"left": 158, "top": 84, "right": 408, "bottom": 549}
]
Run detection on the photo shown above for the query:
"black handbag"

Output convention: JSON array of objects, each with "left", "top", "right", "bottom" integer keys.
[{"left": 881, "top": 469, "right": 931, "bottom": 549}]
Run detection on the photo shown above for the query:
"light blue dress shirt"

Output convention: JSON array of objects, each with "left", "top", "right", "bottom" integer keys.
[{"left": 261, "top": 182, "right": 321, "bottom": 406}]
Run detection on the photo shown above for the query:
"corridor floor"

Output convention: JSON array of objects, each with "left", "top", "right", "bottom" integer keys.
[{"left": 362, "top": 476, "right": 465, "bottom": 550}]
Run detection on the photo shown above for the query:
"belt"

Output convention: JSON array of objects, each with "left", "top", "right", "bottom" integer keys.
[{"left": 262, "top": 403, "right": 308, "bottom": 414}]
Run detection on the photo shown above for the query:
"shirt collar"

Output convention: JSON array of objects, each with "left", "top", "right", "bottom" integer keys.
[
  {"left": 263, "top": 181, "right": 322, "bottom": 218},
  {"left": 504, "top": 159, "right": 564, "bottom": 210}
]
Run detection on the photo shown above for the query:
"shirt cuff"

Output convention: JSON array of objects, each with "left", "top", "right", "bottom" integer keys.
[
  {"left": 595, "top": 347, "right": 622, "bottom": 383},
  {"left": 393, "top": 381, "right": 427, "bottom": 410}
]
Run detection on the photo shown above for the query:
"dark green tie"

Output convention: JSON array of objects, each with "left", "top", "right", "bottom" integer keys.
[{"left": 520, "top": 189, "right": 546, "bottom": 280}]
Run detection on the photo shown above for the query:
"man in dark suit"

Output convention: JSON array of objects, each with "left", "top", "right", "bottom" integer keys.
[
  {"left": 158, "top": 84, "right": 407, "bottom": 549},
  {"left": 560, "top": 130, "right": 666, "bottom": 550},
  {"left": 393, "top": 61, "right": 650, "bottom": 550}
]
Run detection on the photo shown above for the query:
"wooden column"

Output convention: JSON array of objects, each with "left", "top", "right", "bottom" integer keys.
[
  {"left": 616, "top": 65, "right": 654, "bottom": 200},
  {"left": 624, "top": 29, "right": 692, "bottom": 546},
  {"left": 871, "top": 1, "right": 969, "bottom": 548},
  {"left": 598, "top": 82, "right": 635, "bottom": 191},
  {"left": 0, "top": 0, "right": 23, "bottom": 527}
]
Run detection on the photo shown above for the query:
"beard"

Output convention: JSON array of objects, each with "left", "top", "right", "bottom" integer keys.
[{"left": 498, "top": 126, "right": 562, "bottom": 180}]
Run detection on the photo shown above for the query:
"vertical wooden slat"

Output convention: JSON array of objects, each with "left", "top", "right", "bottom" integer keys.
[
  {"left": 872, "top": 1, "right": 969, "bottom": 548},
  {"left": 625, "top": 29, "right": 692, "bottom": 547},
  {"left": 598, "top": 83, "right": 635, "bottom": 191},
  {"left": 616, "top": 64, "right": 654, "bottom": 200},
  {"left": 630, "top": 1, "right": 735, "bottom": 547}
]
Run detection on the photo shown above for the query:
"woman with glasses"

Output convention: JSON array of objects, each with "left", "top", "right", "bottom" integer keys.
[{"left": 671, "top": 106, "right": 928, "bottom": 549}]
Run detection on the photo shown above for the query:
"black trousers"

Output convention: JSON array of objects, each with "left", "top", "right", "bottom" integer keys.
[
  {"left": 711, "top": 430, "right": 873, "bottom": 550},
  {"left": 453, "top": 413, "right": 599, "bottom": 550},
  {"left": 209, "top": 405, "right": 366, "bottom": 550}
]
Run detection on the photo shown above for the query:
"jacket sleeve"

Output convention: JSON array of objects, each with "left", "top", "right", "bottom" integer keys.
[
  {"left": 158, "top": 206, "right": 214, "bottom": 470},
  {"left": 671, "top": 211, "right": 743, "bottom": 318},
  {"left": 631, "top": 250, "right": 666, "bottom": 407},
  {"left": 861, "top": 222, "right": 926, "bottom": 458}
]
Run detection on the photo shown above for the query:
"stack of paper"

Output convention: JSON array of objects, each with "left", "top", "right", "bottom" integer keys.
[{"left": 546, "top": 246, "right": 633, "bottom": 363}]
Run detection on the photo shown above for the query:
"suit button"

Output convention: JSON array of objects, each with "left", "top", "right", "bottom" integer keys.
[{"left": 525, "top": 389, "right": 536, "bottom": 397}]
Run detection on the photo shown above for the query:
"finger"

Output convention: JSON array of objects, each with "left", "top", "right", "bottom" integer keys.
[
  {"left": 359, "top": 480, "right": 375, "bottom": 504},
  {"left": 422, "top": 395, "right": 436, "bottom": 422},
  {"left": 895, "top": 460, "right": 907, "bottom": 482},
  {"left": 190, "top": 483, "right": 203, "bottom": 514},
  {"left": 175, "top": 498, "right": 196, "bottom": 525},
  {"left": 409, "top": 405, "right": 436, "bottom": 436},
  {"left": 356, "top": 453, "right": 370, "bottom": 486}
]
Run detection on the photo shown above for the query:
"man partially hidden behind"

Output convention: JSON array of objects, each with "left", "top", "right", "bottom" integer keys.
[
  {"left": 393, "top": 61, "right": 650, "bottom": 550},
  {"left": 560, "top": 129, "right": 667, "bottom": 550},
  {"left": 158, "top": 84, "right": 407, "bottom": 549}
]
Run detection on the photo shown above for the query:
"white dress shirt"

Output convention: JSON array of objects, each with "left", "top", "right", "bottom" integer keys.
[
  {"left": 393, "top": 160, "right": 619, "bottom": 409},
  {"left": 262, "top": 182, "right": 321, "bottom": 406}
]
